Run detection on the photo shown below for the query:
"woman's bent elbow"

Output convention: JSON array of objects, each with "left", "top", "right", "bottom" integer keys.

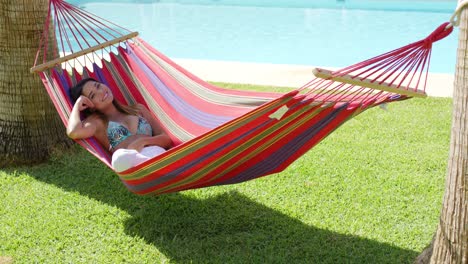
[
  {"left": 66, "top": 127, "right": 84, "bottom": 139},
  {"left": 66, "top": 130, "right": 79, "bottom": 139}
]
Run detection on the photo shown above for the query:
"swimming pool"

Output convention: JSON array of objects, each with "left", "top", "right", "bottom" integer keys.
[{"left": 69, "top": 0, "right": 458, "bottom": 73}]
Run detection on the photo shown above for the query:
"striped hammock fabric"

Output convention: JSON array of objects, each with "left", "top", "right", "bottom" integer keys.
[{"left": 32, "top": 0, "right": 452, "bottom": 195}]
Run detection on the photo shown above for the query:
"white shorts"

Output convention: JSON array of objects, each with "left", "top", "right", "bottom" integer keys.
[{"left": 111, "top": 146, "right": 166, "bottom": 172}]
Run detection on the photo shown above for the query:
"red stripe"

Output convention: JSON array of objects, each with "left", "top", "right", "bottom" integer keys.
[
  {"left": 135, "top": 38, "right": 280, "bottom": 99},
  {"left": 120, "top": 46, "right": 212, "bottom": 137},
  {"left": 127, "top": 96, "right": 309, "bottom": 194},
  {"left": 161, "top": 100, "right": 320, "bottom": 193},
  {"left": 108, "top": 52, "right": 148, "bottom": 107},
  {"left": 122, "top": 95, "right": 297, "bottom": 185},
  {"left": 273, "top": 104, "right": 358, "bottom": 173},
  {"left": 189, "top": 102, "right": 336, "bottom": 189},
  {"left": 129, "top": 43, "right": 255, "bottom": 117}
]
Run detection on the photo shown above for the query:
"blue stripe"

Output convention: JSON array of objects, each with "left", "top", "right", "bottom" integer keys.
[
  {"left": 122, "top": 118, "right": 273, "bottom": 193},
  {"left": 222, "top": 103, "right": 349, "bottom": 185},
  {"left": 126, "top": 45, "right": 232, "bottom": 128}
]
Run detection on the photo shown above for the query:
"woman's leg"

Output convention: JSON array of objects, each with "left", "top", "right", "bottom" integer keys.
[{"left": 111, "top": 146, "right": 166, "bottom": 172}]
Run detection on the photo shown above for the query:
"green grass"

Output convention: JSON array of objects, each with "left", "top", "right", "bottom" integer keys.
[{"left": 0, "top": 83, "right": 452, "bottom": 263}]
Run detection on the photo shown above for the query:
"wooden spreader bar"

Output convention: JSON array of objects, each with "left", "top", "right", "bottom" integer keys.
[
  {"left": 30, "top": 32, "right": 139, "bottom": 73},
  {"left": 312, "top": 68, "right": 427, "bottom": 98}
]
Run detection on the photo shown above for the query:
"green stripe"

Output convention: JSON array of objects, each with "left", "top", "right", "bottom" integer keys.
[
  {"left": 104, "top": 59, "right": 137, "bottom": 105},
  {"left": 154, "top": 101, "right": 325, "bottom": 194},
  {"left": 115, "top": 52, "right": 195, "bottom": 142},
  {"left": 119, "top": 94, "right": 296, "bottom": 180},
  {"left": 137, "top": 42, "right": 273, "bottom": 107}
]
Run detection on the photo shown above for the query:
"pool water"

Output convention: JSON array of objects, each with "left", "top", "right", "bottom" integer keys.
[{"left": 69, "top": 0, "right": 458, "bottom": 73}]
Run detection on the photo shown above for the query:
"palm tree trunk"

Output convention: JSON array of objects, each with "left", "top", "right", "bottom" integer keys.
[
  {"left": 416, "top": 4, "right": 468, "bottom": 264},
  {"left": 0, "top": 0, "right": 70, "bottom": 167}
]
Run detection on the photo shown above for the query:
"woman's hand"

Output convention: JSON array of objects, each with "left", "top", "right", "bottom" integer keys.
[
  {"left": 66, "top": 95, "right": 97, "bottom": 139},
  {"left": 126, "top": 136, "right": 148, "bottom": 152},
  {"left": 125, "top": 134, "right": 172, "bottom": 152},
  {"left": 76, "top": 95, "right": 95, "bottom": 111},
  {"left": 135, "top": 104, "right": 173, "bottom": 149}
]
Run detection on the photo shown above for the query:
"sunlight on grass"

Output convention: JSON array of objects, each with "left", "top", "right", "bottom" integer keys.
[{"left": 0, "top": 83, "right": 452, "bottom": 263}]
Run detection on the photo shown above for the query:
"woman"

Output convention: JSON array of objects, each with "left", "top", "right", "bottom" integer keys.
[{"left": 67, "top": 78, "right": 172, "bottom": 172}]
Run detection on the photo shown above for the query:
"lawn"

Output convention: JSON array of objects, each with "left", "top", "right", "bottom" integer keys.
[{"left": 0, "top": 83, "right": 453, "bottom": 263}]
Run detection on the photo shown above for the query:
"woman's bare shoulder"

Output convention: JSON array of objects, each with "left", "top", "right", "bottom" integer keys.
[
  {"left": 83, "top": 114, "right": 107, "bottom": 131},
  {"left": 85, "top": 114, "right": 109, "bottom": 146}
]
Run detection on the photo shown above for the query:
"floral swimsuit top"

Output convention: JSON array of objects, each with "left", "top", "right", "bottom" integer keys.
[{"left": 107, "top": 116, "right": 153, "bottom": 150}]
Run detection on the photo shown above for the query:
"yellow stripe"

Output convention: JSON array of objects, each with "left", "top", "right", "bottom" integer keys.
[
  {"left": 119, "top": 94, "right": 297, "bottom": 179},
  {"left": 153, "top": 102, "right": 327, "bottom": 194}
]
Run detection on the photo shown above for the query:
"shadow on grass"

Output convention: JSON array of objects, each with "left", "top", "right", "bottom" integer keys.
[{"left": 13, "top": 147, "right": 418, "bottom": 263}]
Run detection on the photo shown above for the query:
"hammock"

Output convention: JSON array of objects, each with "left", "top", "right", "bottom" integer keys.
[{"left": 31, "top": 0, "right": 453, "bottom": 195}]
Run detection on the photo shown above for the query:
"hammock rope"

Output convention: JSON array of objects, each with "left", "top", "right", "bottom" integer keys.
[
  {"left": 32, "top": 0, "right": 454, "bottom": 195},
  {"left": 449, "top": 0, "right": 468, "bottom": 28},
  {"left": 313, "top": 22, "right": 453, "bottom": 98}
]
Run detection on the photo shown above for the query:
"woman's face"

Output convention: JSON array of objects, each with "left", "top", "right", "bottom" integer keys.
[{"left": 81, "top": 80, "right": 114, "bottom": 110}]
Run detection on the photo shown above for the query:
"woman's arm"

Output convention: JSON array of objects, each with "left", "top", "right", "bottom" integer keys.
[
  {"left": 127, "top": 134, "right": 172, "bottom": 152},
  {"left": 66, "top": 96, "right": 97, "bottom": 139}
]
